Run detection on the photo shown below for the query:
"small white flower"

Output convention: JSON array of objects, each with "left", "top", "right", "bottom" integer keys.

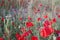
[
  {"left": 18, "top": 25, "right": 21, "bottom": 28},
  {"left": 53, "top": 35, "right": 56, "bottom": 40},
  {"left": 5, "top": 14, "right": 12, "bottom": 19}
]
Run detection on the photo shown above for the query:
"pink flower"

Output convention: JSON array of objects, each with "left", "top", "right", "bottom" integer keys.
[{"left": 39, "top": 3, "right": 43, "bottom": 7}]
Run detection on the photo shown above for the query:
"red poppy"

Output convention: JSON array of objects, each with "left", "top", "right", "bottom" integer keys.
[
  {"left": 17, "top": 37, "right": 26, "bottom": 40},
  {"left": 45, "top": 27, "right": 54, "bottom": 35},
  {"left": 43, "top": 15, "right": 48, "bottom": 19},
  {"left": 37, "top": 17, "right": 41, "bottom": 21},
  {"left": 40, "top": 27, "right": 54, "bottom": 38},
  {"left": 0, "top": 37, "right": 4, "bottom": 40},
  {"left": 40, "top": 28, "right": 47, "bottom": 38},
  {"left": 15, "top": 32, "right": 21, "bottom": 38},
  {"left": 52, "top": 18, "right": 56, "bottom": 23},
  {"left": 19, "top": 17, "right": 23, "bottom": 21},
  {"left": 22, "top": 32, "right": 29, "bottom": 37},
  {"left": 1, "top": 17, "right": 4, "bottom": 22},
  {"left": 26, "top": 22, "right": 34, "bottom": 28},
  {"left": 56, "top": 36, "right": 60, "bottom": 40},
  {"left": 57, "top": 14, "right": 60, "bottom": 18},
  {"left": 43, "top": 20, "right": 50, "bottom": 27},
  {"left": 22, "top": 30, "right": 32, "bottom": 37},
  {"left": 15, "top": 32, "right": 27, "bottom": 40},
  {"left": 31, "top": 36, "right": 38, "bottom": 40}
]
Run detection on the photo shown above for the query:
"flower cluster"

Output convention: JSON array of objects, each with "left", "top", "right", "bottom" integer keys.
[{"left": 0, "top": 0, "right": 60, "bottom": 40}]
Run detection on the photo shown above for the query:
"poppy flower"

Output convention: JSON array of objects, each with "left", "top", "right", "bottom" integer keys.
[
  {"left": 15, "top": 32, "right": 27, "bottom": 40},
  {"left": 19, "top": 17, "right": 23, "bottom": 21},
  {"left": 56, "top": 36, "right": 60, "bottom": 40},
  {"left": 27, "top": 30, "right": 32, "bottom": 34},
  {"left": 22, "top": 30, "right": 32, "bottom": 37},
  {"left": 15, "top": 32, "right": 21, "bottom": 38},
  {"left": 52, "top": 18, "right": 56, "bottom": 23},
  {"left": 45, "top": 27, "right": 54, "bottom": 35},
  {"left": 26, "top": 22, "right": 34, "bottom": 28},
  {"left": 22, "top": 32, "right": 29, "bottom": 37},
  {"left": 37, "top": 17, "right": 42, "bottom": 21},
  {"left": 40, "top": 27, "right": 54, "bottom": 38},
  {"left": 17, "top": 37, "right": 26, "bottom": 40},
  {"left": 57, "top": 14, "right": 60, "bottom": 18},
  {"left": 16, "top": 36, "right": 27, "bottom": 40},
  {"left": 43, "top": 20, "right": 50, "bottom": 27},
  {"left": 0, "top": 37, "right": 4, "bottom": 40},
  {"left": 43, "top": 15, "right": 48, "bottom": 19},
  {"left": 40, "top": 28, "right": 47, "bottom": 38},
  {"left": 31, "top": 36, "right": 38, "bottom": 40},
  {"left": 1, "top": 17, "right": 4, "bottom": 22}
]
